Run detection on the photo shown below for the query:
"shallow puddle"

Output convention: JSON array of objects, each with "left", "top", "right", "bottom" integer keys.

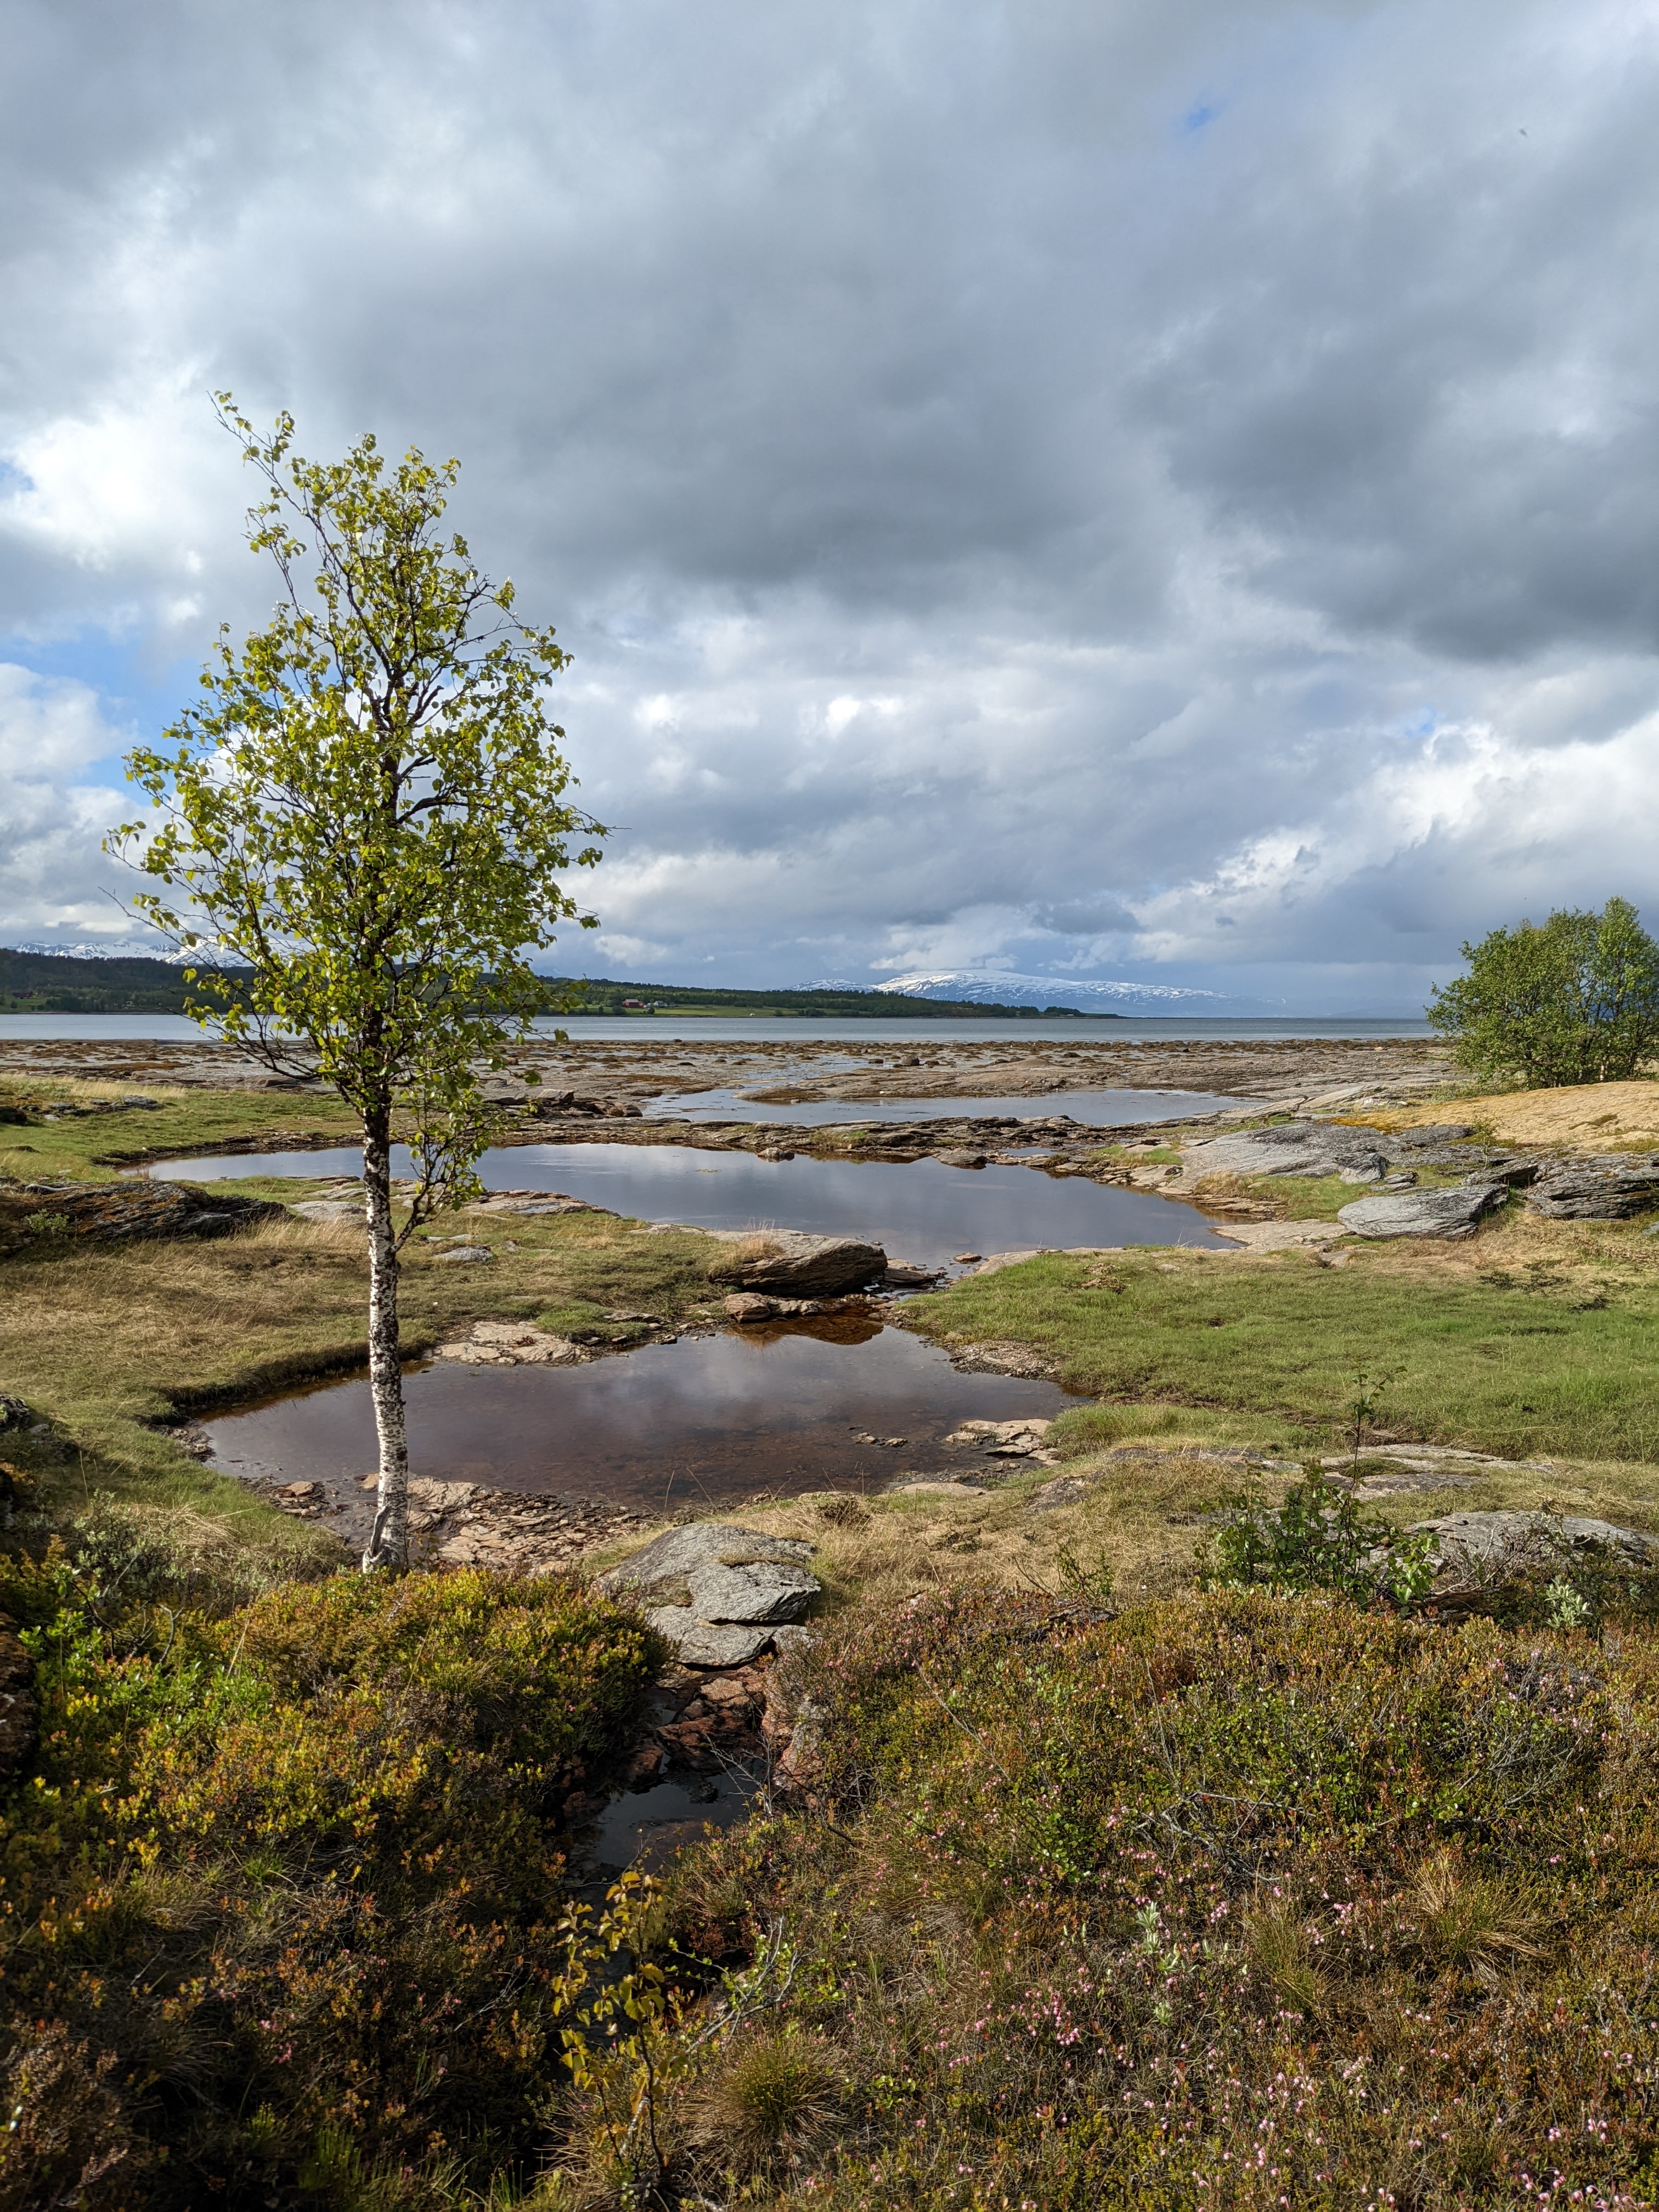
[
  {"left": 647, "top": 1085, "right": 1244, "bottom": 1123},
  {"left": 204, "top": 1317, "right": 1077, "bottom": 1514},
  {"left": 149, "top": 1140, "right": 1230, "bottom": 1271},
  {"left": 582, "top": 1767, "right": 759, "bottom": 1880}
]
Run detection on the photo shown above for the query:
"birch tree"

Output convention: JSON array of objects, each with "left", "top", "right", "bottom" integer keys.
[{"left": 111, "top": 398, "right": 604, "bottom": 1570}]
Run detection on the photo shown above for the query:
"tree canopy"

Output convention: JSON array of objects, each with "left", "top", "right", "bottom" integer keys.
[
  {"left": 1426, "top": 898, "right": 1659, "bottom": 1089},
  {"left": 111, "top": 397, "right": 603, "bottom": 1566}
]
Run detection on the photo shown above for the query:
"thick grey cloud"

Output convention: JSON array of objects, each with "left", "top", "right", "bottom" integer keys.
[{"left": 1, "top": 0, "right": 1656, "bottom": 1007}]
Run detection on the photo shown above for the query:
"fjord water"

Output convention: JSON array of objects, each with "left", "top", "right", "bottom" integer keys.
[
  {"left": 148, "top": 1139, "right": 1233, "bottom": 1271},
  {"left": 204, "top": 1316, "right": 1076, "bottom": 1513}
]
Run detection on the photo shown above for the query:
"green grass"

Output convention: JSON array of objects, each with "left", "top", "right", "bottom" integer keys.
[
  {"left": 0, "top": 1073, "right": 360, "bottom": 1183},
  {"left": 906, "top": 1209, "right": 1659, "bottom": 1464}
]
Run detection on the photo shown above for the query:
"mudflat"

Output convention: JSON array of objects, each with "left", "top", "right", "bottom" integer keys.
[{"left": 0, "top": 1027, "right": 1449, "bottom": 1108}]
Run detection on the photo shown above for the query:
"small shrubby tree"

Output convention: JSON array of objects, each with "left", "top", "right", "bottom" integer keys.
[
  {"left": 111, "top": 398, "right": 603, "bottom": 1569},
  {"left": 1427, "top": 896, "right": 1659, "bottom": 1088}
]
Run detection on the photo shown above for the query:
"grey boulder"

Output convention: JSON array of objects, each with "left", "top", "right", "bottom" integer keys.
[
  {"left": 1526, "top": 1164, "right": 1659, "bottom": 1220},
  {"left": 707, "top": 1229, "right": 885, "bottom": 1296},
  {"left": 600, "top": 1522, "right": 822, "bottom": 1664},
  {"left": 685, "top": 1559, "right": 819, "bottom": 1624},
  {"left": 644, "top": 1613, "right": 775, "bottom": 1668},
  {"left": 1336, "top": 1184, "right": 1506, "bottom": 1240}
]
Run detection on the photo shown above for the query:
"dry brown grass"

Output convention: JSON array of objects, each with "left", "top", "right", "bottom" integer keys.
[{"left": 1362, "top": 1080, "right": 1659, "bottom": 1152}]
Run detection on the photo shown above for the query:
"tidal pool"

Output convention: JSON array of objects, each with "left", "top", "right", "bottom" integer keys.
[
  {"left": 148, "top": 1139, "right": 1231, "bottom": 1271},
  {"left": 204, "top": 1314, "right": 1077, "bottom": 1514}
]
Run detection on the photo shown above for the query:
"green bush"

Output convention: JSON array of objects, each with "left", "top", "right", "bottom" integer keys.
[
  {"left": 1202, "top": 1462, "right": 1437, "bottom": 1608},
  {"left": 1427, "top": 894, "right": 1659, "bottom": 1087}
]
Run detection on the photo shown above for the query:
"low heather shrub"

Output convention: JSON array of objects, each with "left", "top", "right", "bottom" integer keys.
[
  {"left": 645, "top": 1585, "right": 1659, "bottom": 2209},
  {"left": 0, "top": 1547, "right": 662, "bottom": 2208}
]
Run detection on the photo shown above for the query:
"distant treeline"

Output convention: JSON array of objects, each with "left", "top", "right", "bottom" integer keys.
[{"left": 0, "top": 950, "right": 1099, "bottom": 1020}]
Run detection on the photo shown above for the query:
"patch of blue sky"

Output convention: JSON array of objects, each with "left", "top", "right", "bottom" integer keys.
[
  {"left": 0, "top": 627, "right": 198, "bottom": 778},
  {"left": 1181, "top": 100, "right": 1220, "bottom": 134}
]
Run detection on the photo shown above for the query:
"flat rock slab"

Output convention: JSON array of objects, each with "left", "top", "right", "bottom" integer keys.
[
  {"left": 1186, "top": 1126, "right": 1391, "bottom": 1180},
  {"left": 973, "top": 1248, "right": 1058, "bottom": 1274},
  {"left": 1336, "top": 1185, "right": 1505, "bottom": 1240},
  {"left": 1414, "top": 1510, "right": 1659, "bottom": 1565},
  {"left": 1027, "top": 1477, "right": 1087, "bottom": 1511},
  {"left": 3, "top": 1180, "right": 286, "bottom": 1247},
  {"left": 707, "top": 1229, "right": 885, "bottom": 1296},
  {"left": 1206, "top": 1219, "right": 1345, "bottom": 1252},
  {"left": 723, "top": 1291, "right": 835, "bottom": 1322},
  {"left": 430, "top": 1244, "right": 494, "bottom": 1265},
  {"left": 433, "top": 1321, "right": 584, "bottom": 1366}
]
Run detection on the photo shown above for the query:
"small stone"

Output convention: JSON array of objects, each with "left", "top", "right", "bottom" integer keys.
[
  {"left": 724, "top": 1292, "right": 781, "bottom": 1323},
  {"left": 952, "top": 1252, "right": 982, "bottom": 1263},
  {"left": 431, "top": 1244, "right": 493, "bottom": 1264}
]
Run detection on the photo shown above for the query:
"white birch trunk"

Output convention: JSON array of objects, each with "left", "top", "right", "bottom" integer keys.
[{"left": 362, "top": 1118, "right": 410, "bottom": 1571}]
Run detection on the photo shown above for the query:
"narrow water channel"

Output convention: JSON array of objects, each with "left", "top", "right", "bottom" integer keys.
[{"left": 204, "top": 1315, "right": 1077, "bottom": 1513}]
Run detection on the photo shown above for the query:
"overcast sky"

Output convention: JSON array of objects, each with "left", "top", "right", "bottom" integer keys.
[{"left": 2, "top": 0, "right": 1656, "bottom": 1011}]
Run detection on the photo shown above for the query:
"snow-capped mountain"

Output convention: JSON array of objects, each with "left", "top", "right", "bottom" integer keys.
[
  {"left": 8, "top": 938, "right": 193, "bottom": 963},
  {"left": 882, "top": 970, "right": 1278, "bottom": 1015}
]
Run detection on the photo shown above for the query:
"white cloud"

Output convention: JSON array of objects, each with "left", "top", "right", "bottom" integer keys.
[{"left": 0, "top": 0, "right": 1656, "bottom": 1004}]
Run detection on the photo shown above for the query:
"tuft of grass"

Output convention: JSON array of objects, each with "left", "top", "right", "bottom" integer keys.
[
  {"left": 1410, "top": 1847, "right": 1551, "bottom": 1988},
  {"left": 1245, "top": 1895, "right": 1325, "bottom": 2016},
  {"left": 690, "top": 2034, "right": 843, "bottom": 2177}
]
